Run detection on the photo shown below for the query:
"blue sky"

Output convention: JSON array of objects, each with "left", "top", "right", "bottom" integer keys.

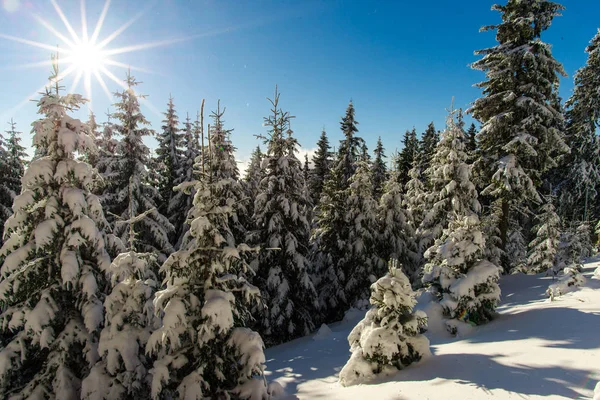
[{"left": 0, "top": 0, "right": 598, "bottom": 169}]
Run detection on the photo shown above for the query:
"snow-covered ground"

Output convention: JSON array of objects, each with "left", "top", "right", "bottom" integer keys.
[{"left": 265, "top": 258, "right": 600, "bottom": 400}]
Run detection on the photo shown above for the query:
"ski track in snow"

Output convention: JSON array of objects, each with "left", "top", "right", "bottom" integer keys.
[{"left": 265, "top": 258, "right": 600, "bottom": 400}]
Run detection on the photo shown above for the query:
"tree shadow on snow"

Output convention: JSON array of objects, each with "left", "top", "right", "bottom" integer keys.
[
  {"left": 264, "top": 323, "right": 355, "bottom": 397},
  {"left": 464, "top": 306, "right": 600, "bottom": 350},
  {"left": 380, "top": 351, "right": 595, "bottom": 398}
]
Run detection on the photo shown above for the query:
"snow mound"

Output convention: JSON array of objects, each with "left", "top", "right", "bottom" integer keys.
[
  {"left": 593, "top": 266, "right": 600, "bottom": 280},
  {"left": 312, "top": 323, "right": 332, "bottom": 341},
  {"left": 546, "top": 266, "right": 585, "bottom": 300},
  {"left": 594, "top": 381, "right": 600, "bottom": 400}
]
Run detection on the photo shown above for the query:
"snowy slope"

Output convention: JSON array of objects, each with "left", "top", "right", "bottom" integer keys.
[{"left": 265, "top": 259, "right": 600, "bottom": 400}]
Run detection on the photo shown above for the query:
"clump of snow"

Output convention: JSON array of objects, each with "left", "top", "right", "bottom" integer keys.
[
  {"left": 593, "top": 265, "right": 600, "bottom": 280},
  {"left": 313, "top": 323, "right": 332, "bottom": 341},
  {"left": 339, "top": 262, "right": 430, "bottom": 387},
  {"left": 268, "top": 381, "right": 286, "bottom": 398},
  {"left": 594, "top": 381, "right": 600, "bottom": 400},
  {"left": 546, "top": 266, "right": 586, "bottom": 300}
]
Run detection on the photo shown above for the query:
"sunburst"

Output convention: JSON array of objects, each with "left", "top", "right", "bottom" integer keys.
[{"left": 0, "top": 0, "right": 192, "bottom": 113}]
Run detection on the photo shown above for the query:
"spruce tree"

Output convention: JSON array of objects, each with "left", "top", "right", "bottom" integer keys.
[
  {"left": 313, "top": 101, "right": 365, "bottom": 320},
  {"left": 422, "top": 110, "right": 502, "bottom": 334},
  {"left": 339, "top": 160, "right": 386, "bottom": 308},
  {"left": 377, "top": 169, "right": 415, "bottom": 280},
  {"left": 202, "top": 103, "right": 249, "bottom": 247},
  {"left": 419, "top": 122, "right": 439, "bottom": 173},
  {"left": 156, "top": 96, "right": 185, "bottom": 234},
  {"left": 396, "top": 128, "right": 419, "bottom": 187},
  {"left": 0, "top": 119, "right": 26, "bottom": 242},
  {"left": 173, "top": 113, "right": 201, "bottom": 248},
  {"left": 146, "top": 112, "right": 268, "bottom": 398},
  {"left": 303, "top": 153, "right": 311, "bottom": 184},
  {"left": 309, "top": 129, "right": 333, "bottom": 206},
  {"left": 0, "top": 60, "right": 116, "bottom": 398},
  {"left": 372, "top": 136, "right": 388, "bottom": 200},
  {"left": 559, "top": 29, "right": 600, "bottom": 222},
  {"left": 465, "top": 123, "right": 478, "bottom": 162},
  {"left": 337, "top": 101, "right": 364, "bottom": 186},
  {"left": 339, "top": 261, "right": 430, "bottom": 387},
  {"left": 100, "top": 72, "right": 174, "bottom": 260},
  {"left": 469, "top": 0, "right": 568, "bottom": 268},
  {"left": 244, "top": 146, "right": 264, "bottom": 210},
  {"left": 82, "top": 189, "right": 159, "bottom": 400},
  {"left": 248, "top": 89, "right": 318, "bottom": 345},
  {"left": 527, "top": 200, "right": 561, "bottom": 275}
]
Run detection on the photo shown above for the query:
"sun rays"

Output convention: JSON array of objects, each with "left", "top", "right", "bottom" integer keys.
[{"left": 0, "top": 0, "right": 193, "bottom": 113}]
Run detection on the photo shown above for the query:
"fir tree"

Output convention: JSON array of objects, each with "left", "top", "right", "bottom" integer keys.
[
  {"left": 527, "top": 200, "right": 561, "bottom": 275},
  {"left": 173, "top": 113, "right": 201, "bottom": 248},
  {"left": 422, "top": 111, "right": 502, "bottom": 334},
  {"left": 372, "top": 136, "right": 388, "bottom": 200},
  {"left": 201, "top": 102, "right": 249, "bottom": 247},
  {"left": 244, "top": 146, "right": 264, "bottom": 210},
  {"left": 313, "top": 102, "right": 365, "bottom": 320},
  {"left": 419, "top": 122, "right": 439, "bottom": 173},
  {"left": 0, "top": 119, "right": 27, "bottom": 242},
  {"left": 396, "top": 128, "right": 419, "bottom": 187},
  {"left": 469, "top": 0, "right": 569, "bottom": 269},
  {"left": 99, "top": 72, "right": 174, "bottom": 260},
  {"left": 309, "top": 129, "right": 333, "bottom": 206},
  {"left": 339, "top": 261, "right": 430, "bottom": 387},
  {"left": 340, "top": 160, "right": 386, "bottom": 308},
  {"left": 146, "top": 113, "right": 268, "bottom": 398},
  {"left": 303, "top": 153, "right": 311, "bottom": 184},
  {"left": 0, "top": 59, "right": 117, "bottom": 399},
  {"left": 82, "top": 188, "right": 159, "bottom": 400},
  {"left": 559, "top": 29, "right": 600, "bottom": 222},
  {"left": 403, "top": 153, "right": 427, "bottom": 235},
  {"left": 466, "top": 123, "right": 478, "bottom": 156},
  {"left": 377, "top": 169, "right": 416, "bottom": 280},
  {"left": 336, "top": 100, "right": 364, "bottom": 186},
  {"left": 507, "top": 225, "right": 528, "bottom": 274},
  {"left": 248, "top": 89, "right": 318, "bottom": 345},
  {"left": 156, "top": 96, "right": 184, "bottom": 232}
]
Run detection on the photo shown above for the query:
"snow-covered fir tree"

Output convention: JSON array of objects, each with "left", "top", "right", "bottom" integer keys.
[
  {"left": 0, "top": 60, "right": 117, "bottom": 399},
  {"left": 248, "top": 89, "right": 318, "bottom": 345},
  {"left": 338, "top": 160, "right": 386, "bottom": 308},
  {"left": 82, "top": 192, "right": 159, "bottom": 400},
  {"left": 469, "top": 0, "right": 569, "bottom": 269},
  {"left": 377, "top": 169, "right": 416, "bottom": 281},
  {"left": 99, "top": 72, "right": 174, "bottom": 260},
  {"left": 507, "top": 222, "right": 528, "bottom": 274},
  {"left": 173, "top": 113, "right": 201, "bottom": 248},
  {"left": 80, "top": 112, "right": 102, "bottom": 168},
  {"left": 465, "top": 123, "right": 478, "bottom": 160},
  {"left": 396, "top": 128, "right": 419, "bottom": 187},
  {"left": 155, "top": 96, "right": 185, "bottom": 239},
  {"left": 419, "top": 122, "right": 439, "bottom": 175},
  {"left": 0, "top": 119, "right": 26, "bottom": 242},
  {"left": 146, "top": 116, "right": 268, "bottom": 398},
  {"left": 336, "top": 100, "right": 364, "bottom": 186},
  {"left": 421, "top": 111, "right": 502, "bottom": 334},
  {"left": 574, "top": 222, "right": 594, "bottom": 260},
  {"left": 313, "top": 101, "right": 365, "bottom": 320},
  {"left": 419, "top": 111, "right": 473, "bottom": 256},
  {"left": 403, "top": 152, "right": 427, "bottom": 235},
  {"left": 308, "top": 129, "right": 333, "bottom": 206},
  {"left": 559, "top": 29, "right": 600, "bottom": 222},
  {"left": 200, "top": 102, "right": 249, "bottom": 247},
  {"left": 339, "top": 261, "right": 430, "bottom": 387},
  {"left": 244, "top": 146, "right": 264, "bottom": 211},
  {"left": 527, "top": 200, "right": 561, "bottom": 275},
  {"left": 372, "top": 137, "right": 388, "bottom": 200}
]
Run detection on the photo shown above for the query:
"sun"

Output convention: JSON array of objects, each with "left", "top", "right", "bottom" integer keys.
[
  {"left": 68, "top": 40, "right": 106, "bottom": 75},
  {"left": 0, "top": 0, "right": 194, "bottom": 114}
]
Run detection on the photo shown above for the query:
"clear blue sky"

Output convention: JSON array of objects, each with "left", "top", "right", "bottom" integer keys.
[{"left": 0, "top": 0, "right": 598, "bottom": 168}]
